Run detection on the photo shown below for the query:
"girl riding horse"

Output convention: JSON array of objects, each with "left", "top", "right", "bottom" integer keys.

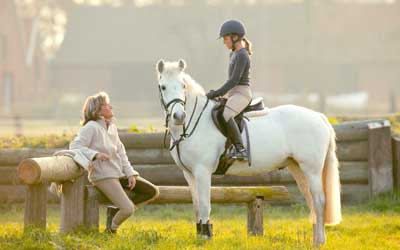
[{"left": 206, "top": 19, "right": 253, "bottom": 162}]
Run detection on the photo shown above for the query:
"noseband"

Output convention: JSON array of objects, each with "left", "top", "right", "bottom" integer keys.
[{"left": 158, "top": 84, "right": 210, "bottom": 174}]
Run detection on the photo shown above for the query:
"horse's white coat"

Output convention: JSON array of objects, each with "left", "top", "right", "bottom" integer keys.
[{"left": 156, "top": 60, "right": 342, "bottom": 246}]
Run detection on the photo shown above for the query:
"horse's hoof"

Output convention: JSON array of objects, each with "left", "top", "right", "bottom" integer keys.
[{"left": 198, "top": 221, "right": 213, "bottom": 239}]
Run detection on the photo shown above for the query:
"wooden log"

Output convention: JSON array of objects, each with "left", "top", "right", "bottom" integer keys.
[
  {"left": 0, "top": 148, "right": 58, "bottom": 166},
  {"left": 247, "top": 197, "right": 263, "bottom": 236},
  {"left": 331, "top": 120, "right": 388, "bottom": 141},
  {"left": 392, "top": 136, "right": 400, "bottom": 190},
  {"left": 60, "top": 174, "right": 86, "bottom": 233},
  {"left": 24, "top": 182, "right": 47, "bottom": 230},
  {"left": 0, "top": 167, "right": 19, "bottom": 185},
  {"left": 0, "top": 148, "right": 174, "bottom": 166},
  {"left": 87, "top": 185, "right": 290, "bottom": 204},
  {"left": 125, "top": 148, "right": 174, "bottom": 164},
  {"left": 84, "top": 184, "right": 99, "bottom": 230},
  {"left": 134, "top": 162, "right": 369, "bottom": 186},
  {"left": 337, "top": 140, "right": 368, "bottom": 161},
  {"left": 0, "top": 138, "right": 370, "bottom": 167},
  {"left": 0, "top": 184, "right": 59, "bottom": 203},
  {"left": 119, "top": 133, "right": 169, "bottom": 149},
  {"left": 368, "top": 121, "right": 393, "bottom": 196},
  {"left": 286, "top": 183, "right": 370, "bottom": 204},
  {"left": 0, "top": 160, "right": 369, "bottom": 186},
  {"left": 17, "top": 156, "right": 84, "bottom": 185}
]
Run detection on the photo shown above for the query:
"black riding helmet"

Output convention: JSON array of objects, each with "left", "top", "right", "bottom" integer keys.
[
  {"left": 218, "top": 19, "right": 246, "bottom": 39},
  {"left": 218, "top": 19, "right": 246, "bottom": 51}
]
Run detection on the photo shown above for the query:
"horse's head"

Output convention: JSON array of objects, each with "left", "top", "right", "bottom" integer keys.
[{"left": 156, "top": 59, "right": 188, "bottom": 126}]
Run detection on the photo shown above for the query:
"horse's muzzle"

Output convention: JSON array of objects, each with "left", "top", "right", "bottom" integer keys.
[{"left": 173, "top": 111, "right": 186, "bottom": 125}]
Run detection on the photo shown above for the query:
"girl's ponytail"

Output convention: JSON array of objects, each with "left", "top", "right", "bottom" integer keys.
[{"left": 242, "top": 37, "right": 253, "bottom": 55}]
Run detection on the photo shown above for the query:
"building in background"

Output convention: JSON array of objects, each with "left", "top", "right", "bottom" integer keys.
[{"left": 0, "top": 0, "right": 49, "bottom": 116}]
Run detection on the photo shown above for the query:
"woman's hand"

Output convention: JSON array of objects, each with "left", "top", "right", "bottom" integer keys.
[
  {"left": 206, "top": 90, "right": 219, "bottom": 99},
  {"left": 94, "top": 152, "right": 110, "bottom": 161},
  {"left": 127, "top": 175, "right": 137, "bottom": 190}
]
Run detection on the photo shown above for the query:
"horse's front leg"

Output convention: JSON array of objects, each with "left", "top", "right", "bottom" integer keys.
[
  {"left": 182, "top": 170, "right": 201, "bottom": 236},
  {"left": 193, "top": 166, "right": 212, "bottom": 239}
]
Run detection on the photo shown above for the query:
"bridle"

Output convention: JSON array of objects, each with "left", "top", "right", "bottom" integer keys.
[{"left": 158, "top": 84, "right": 210, "bottom": 174}]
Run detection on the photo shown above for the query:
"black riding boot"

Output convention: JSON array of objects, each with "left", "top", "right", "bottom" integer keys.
[
  {"left": 105, "top": 206, "right": 119, "bottom": 233},
  {"left": 226, "top": 117, "right": 248, "bottom": 161}
]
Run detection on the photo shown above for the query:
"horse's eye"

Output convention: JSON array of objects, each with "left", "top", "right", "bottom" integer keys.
[{"left": 161, "top": 85, "right": 166, "bottom": 90}]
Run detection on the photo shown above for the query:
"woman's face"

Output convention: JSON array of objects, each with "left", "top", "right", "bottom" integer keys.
[{"left": 100, "top": 102, "right": 113, "bottom": 119}]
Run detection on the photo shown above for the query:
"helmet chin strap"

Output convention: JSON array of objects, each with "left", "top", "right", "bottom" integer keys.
[{"left": 230, "top": 35, "right": 241, "bottom": 52}]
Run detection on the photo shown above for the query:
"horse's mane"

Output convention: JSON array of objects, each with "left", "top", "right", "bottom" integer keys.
[
  {"left": 161, "top": 61, "right": 206, "bottom": 96},
  {"left": 182, "top": 73, "right": 206, "bottom": 96}
]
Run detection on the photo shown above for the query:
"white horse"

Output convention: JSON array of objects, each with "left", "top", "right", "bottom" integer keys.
[{"left": 156, "top": 59, "right": 341, "bottom": 246}]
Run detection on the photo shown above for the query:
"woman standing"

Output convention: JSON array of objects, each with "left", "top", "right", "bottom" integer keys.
[
  {"left": 69, "top": 91, "right": 159, "bottom": 233},
  {"left": 206, "top": 19, "right": 254, "bottom": 161}
]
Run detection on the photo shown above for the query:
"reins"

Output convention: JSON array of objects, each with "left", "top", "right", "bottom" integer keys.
[{"left": 158, "top": 85, "right": 210, "bottom": 174}]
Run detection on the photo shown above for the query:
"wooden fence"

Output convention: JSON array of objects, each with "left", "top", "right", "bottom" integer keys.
[{"left": 0, "top": 119, "right": 398, "bottom": 204}]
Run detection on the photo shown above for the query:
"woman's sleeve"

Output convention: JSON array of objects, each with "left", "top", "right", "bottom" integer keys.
[
  {"left": 214, "top": 52, "right": 248, "bottom": 96},
  {"left": 116, "top": 133, "right": 140, "bottom": 177},
  {"left": 69, "top": 123, "right": 99, "bottom": 161}
]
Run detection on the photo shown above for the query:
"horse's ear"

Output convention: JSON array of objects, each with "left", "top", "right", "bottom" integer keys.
[
  {"left": 157, "top": 59, "right": 165, "bottom": 74},
  {"left": 178, "top": 59, "right": 186, "bottom": 71}
]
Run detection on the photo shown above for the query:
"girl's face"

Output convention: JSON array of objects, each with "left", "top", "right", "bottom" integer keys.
[
  {"left": 223, "top": 35, "right": 233, "bottom": 49},
  {"left": 223, "top": 34, "right": 238, "bottom": 50},
  {"left": 100, "top": 102, "right": 113, "bottom": 119}
]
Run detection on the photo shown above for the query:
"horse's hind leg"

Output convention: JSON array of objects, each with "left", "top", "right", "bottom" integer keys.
[
  {"left": 287, "top": 162, "right": 316, "bottom": 224},
  {"left": 300, "top": 163, "right": 326, "bottom": 246}
]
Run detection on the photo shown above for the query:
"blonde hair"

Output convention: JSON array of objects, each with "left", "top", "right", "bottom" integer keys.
[
  {"left": 242, "top": 37, "right": 253, "bottom": 55},
  {"left": 81, "top": 91, "right": 110, "bottom": 126}
]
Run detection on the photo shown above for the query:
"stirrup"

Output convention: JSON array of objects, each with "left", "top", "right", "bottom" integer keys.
[{"left": 230, "top": 147, "right": 248, "bottom": 161}]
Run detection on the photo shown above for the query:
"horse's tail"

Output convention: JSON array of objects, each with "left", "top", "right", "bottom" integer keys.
[{"left": 321, "top": 114, "right": 342, "bottom": 225}]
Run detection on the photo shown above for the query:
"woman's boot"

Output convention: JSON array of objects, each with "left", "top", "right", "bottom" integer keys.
[{"left": 226, "top": 117, "right": 248, "bottom": 161}]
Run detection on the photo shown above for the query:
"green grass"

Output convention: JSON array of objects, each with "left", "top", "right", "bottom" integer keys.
[{"left": 0, "top": 192, "right": 399, "bottom": 250}]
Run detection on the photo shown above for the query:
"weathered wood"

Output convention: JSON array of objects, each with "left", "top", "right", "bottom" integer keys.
[
  {"left": 119, "top": 133, "right": 169, "bottom": 149},
  {"left": 333, "top": 121, "right": 369, "bottom": 141},
  {"left": 0, "top": 160, "right": 369, "bottom": 187},
  {"left": 125, "top": 148, "right": 175, "bottom": 164},
  {"left": 24, "top": 182, "right": 47, "bottom": 230},
  {"left": 392, "top": 136, "right": 400, "bottom": 190},
  {"left": 247, "top": 197, "right": 263, "bottom": 236},
  {"left": 368, "top": 121, "right": 393, "bottom": 196},
  {"left": 134, "top": 162, "right": 369, "bottom": 185},
  {"left": 60, "top": 175, "right": 86, "bottom": 233},
  {"left": 83, "top": 184, "right": 99, "bottom": 230},
  {"left": 337, "top": 140, "right": 368, "bottom": 161},
  {"left": 17, "top": 156, "right": 84, "bottom": 185},
  {"left": 0, "top": 167, "right": 19, "bottom": 185},
  {"left": 0, "top": 148, "right": 59, "bottom": 166},
  {"left": 0, "top": 184, "right": 59, "bottom": 203},
  {"left": 87, "top": 185, "right": 290, "bottom": 204},
  {"left": 286, "top": 183, "right": 370, "bottom": 204},
  {"left": 0, "top": 140, "right": 370, "bottom": 167}
]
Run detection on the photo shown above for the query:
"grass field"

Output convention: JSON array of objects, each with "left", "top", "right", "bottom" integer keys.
[{"left": 0, "top": 192, "right": 399, "bottom": 250}]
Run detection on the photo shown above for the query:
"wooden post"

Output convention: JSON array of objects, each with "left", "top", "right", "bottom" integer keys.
[
  {"left": 392, "top": 136, "right": 400, "bottom": 190},
  {"left": 24, "top": 182, "right": 47, "bottom": 230},
  {"left": 60, "top": 174, "right": 86, "bottom": 233},
  {"left": 247, "top": 197, "right": 263, "bottom": 236},
  {"left": 367, "top": 121, "right": 393, "bottom": 196},
  {"left": 83, "top": 185, "right": 99, "bottom": 230}
]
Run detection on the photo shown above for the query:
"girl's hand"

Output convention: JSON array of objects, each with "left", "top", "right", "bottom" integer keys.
[
  {"left": 206, "top": 90, "right": 219, "bottom": 99},
  {"left": 95, "top": 152, "right": 110, "bottom": 161},
  {"left": 128, "top": 175, "right": 137, "bottom": 190}
]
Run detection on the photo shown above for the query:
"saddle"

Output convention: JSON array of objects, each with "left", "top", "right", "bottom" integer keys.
[{"left": 211, "top": 97, "right": 267, "bottom": 176}]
